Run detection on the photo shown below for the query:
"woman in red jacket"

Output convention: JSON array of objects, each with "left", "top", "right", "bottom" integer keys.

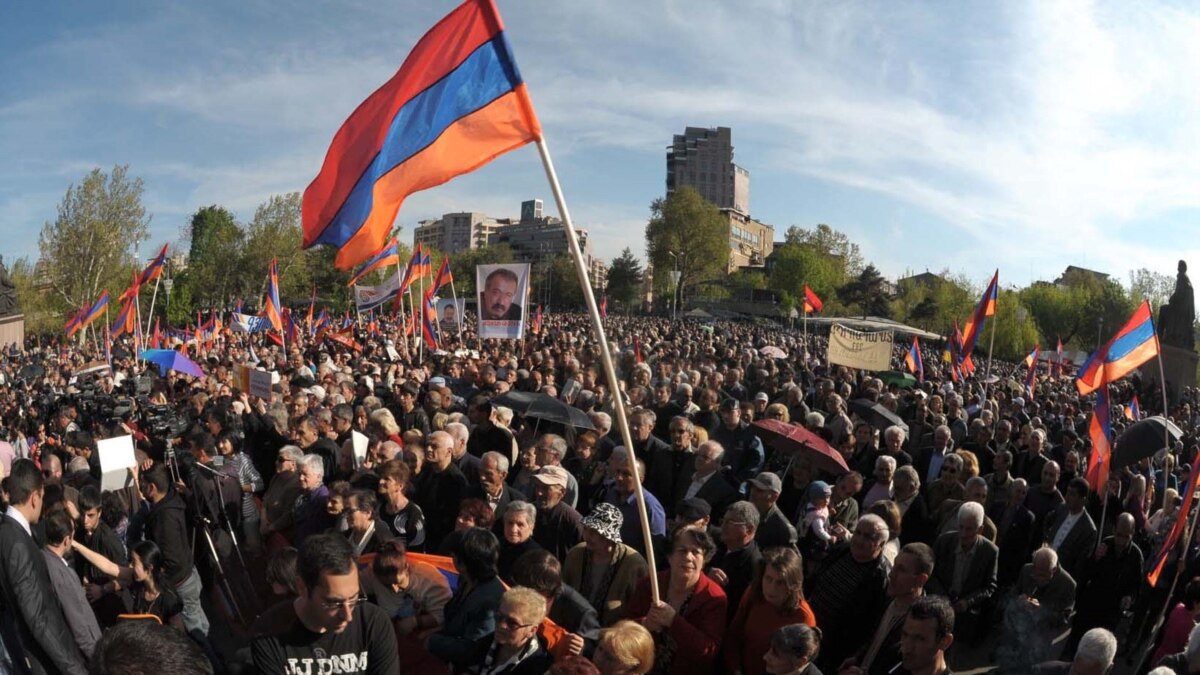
[
  {"left": 724, "top": 547, "right": 817, "bottom": 675},
  {"left": 626, "top": 526, "right": 727, "bottom": 675}
]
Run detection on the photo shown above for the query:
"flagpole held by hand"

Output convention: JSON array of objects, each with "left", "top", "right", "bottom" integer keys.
[{"left": 534, "top": 136, "right": 660, "bottom": 603}]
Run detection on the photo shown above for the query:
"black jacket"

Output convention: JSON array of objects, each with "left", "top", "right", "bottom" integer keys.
[
  {"left": 143, "top": 493, "right": 194, "bottom": 586},
  {"left": 0, "top": 513, "right": 89, "bottom": 674}
]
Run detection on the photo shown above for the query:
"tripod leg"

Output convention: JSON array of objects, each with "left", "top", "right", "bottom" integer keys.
[{"left": 201, "top": 525, "right": 246, "bottom": 626}]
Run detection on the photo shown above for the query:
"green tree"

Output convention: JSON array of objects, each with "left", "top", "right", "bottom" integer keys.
[
  {"left": 185, "top": 205, "right": 243, "bottom": 309},
  {"left": 838, "top": 264, "right": 891, "bottom": 318},
  {"left": 6, "top": 257, "right": 56, "bottom": 333},
  {"left": 767, "top": 242, "right": 842, "bottom": 313},
  {"left": 1129, "top": 268, "right": 1174, "bottom": 309},
  {"left": 1019, "top": 271, "right": 1134, "bottom": 350},
  {"left": 990, "top": 289, "right": 1042, "bottom": 362},
  {"left": 606, "top": 248, "right": 643, "bottom": 312},
  {"left": 645, "top": 187, "right": 729, "bottom": 309},
  {"left": 38, "top": 165, "right": 149, "bottom": 313},
  {"left": 242, "top": 193, "right": 306, "bottom": 306},
  {"left": 784, "top": 223, "right": 864, "bottom": 279}
]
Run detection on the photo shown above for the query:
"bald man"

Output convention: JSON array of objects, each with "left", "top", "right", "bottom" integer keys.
[{"left": 1065, "top": 512, "right": 1143, "bottom": 657}]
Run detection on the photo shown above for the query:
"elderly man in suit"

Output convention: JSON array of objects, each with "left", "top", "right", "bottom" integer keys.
[
  {"left": 996, "top": 546, "right": 1078, "bottom": 671},
  {"left": 674, "top": 440, "right": 737, "bottom": 524},
  {"left": 928, "top": 501, "right": 998, "bottom": 643},
  {"left": 1043, "top": 477, "right": 1098, "bottom": 582},
  {"left": 0, "top": 459, "right": 90, "bottom": 674},
  {"left": 991, "top": 477, "right": 1037, "bottom": 588}
]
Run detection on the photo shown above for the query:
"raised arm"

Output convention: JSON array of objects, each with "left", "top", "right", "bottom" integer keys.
[{"left": 70, "top": 540, "right": 134, "bottom": 585}]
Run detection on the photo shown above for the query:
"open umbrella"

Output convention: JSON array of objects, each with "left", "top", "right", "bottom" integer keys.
[
  {"left": 491, "top": 391, "right": 595, "bottom": 430},
  {"left": 751, "top": 418, "right": 848, "bottom": 475},
  {"left": 760, "top": 346, "right": 788, "bottom": 359},
  {"left": 848, "top": 398, "right": 909, "bottom": 434},
  {"left": 18, "top": 364, "right": 46, "bottom": 381},
  {"left": 879, "top": 370, "right": 917, "bottom": 388},
  {"left": 139, "top": 349, "right": 205, "bottom": 378},
  {"left": 1112, "top": 416, "right": 1184, "bottom": 469}
]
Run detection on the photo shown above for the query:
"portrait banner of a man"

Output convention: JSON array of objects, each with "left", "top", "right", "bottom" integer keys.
[
  {"left": 476, "top": 263, "right": 529, "bottom": 339},
  {"left": 436, "top": 298, "right": 465, "bottom": 335}
]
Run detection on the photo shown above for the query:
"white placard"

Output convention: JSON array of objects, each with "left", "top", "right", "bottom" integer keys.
[
  {"left": 98, "top": 435, "right": 136, "bottom": 492},
  {"left": 385, "top": 345, "right": 401, "bottom": 362},
  {"left": 248, "top": 368, "right": 273, "bottom": 400},
  {"left": 351, "top": 430, "right": 369, "bottom": 469}
]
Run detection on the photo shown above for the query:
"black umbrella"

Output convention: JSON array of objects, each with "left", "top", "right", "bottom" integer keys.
[
  {"left": 1112, "top": 416, "right": 1183, "bottom": 469},
  {"left": 848, "top": 398, "right": 909, "bottom": 434},
  {"left": 491, "top": 391, "right": 595, "bottom": 430},
  {"left": 18, "top": 364, "right": 45, "bottom": 381}
]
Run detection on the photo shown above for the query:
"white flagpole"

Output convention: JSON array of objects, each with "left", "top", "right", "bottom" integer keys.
[
  {"left": 449, "top": 276, "right": 464, "bottom": 343},
  {"left": 534, "top": 137, "right": 659, "bottom": 602},
  {"left": 145, "top": 276, "right": 161, "bottom": 332}
]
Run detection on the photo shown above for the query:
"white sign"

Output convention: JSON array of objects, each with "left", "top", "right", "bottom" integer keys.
[
  {"left": 476, "top": 263, "right": 531, "bottom": 340},
  {"left": 351, "top": 430, "right": 369, "bottom": 469},
  {"left": 248, "top": 368, "right": 273, "bottom": 400},
  {"left": 98, "top": 435, "right": 137, "bottom": 493},
  {"left": 827, "top": 323, "right": 894, "bottom": 372}
]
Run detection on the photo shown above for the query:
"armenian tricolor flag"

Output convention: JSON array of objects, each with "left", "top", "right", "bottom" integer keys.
[
  {"left": 431, "top": 256, "right": 454, "bottom": 295},
  {"left": 263, "top": 258, "right": 284, "bottom": 332},
  {"left": 1085, "top": 387, "right": 1112, "bottom": 494},
  {"left": 959, "top": 270, "right": 998, "bottom": 361},
  {"left": 138, "top": 243, "right": 169, "bottom": 286},
  {"left": 531, "top": 304, "right": 542, "bottom": 334},
  {"left": 110, "top": 298, "right": 137, "bottom": 338},
  {"left": 1148, "top": 451, "right": 1200, "bottom": 587},
  {"left": 1126, "top": 395, "right": 1141, "bottom": 421},
  {"left": 347, "top": 237, "right": 400, "bottom": 287},
  {"left": 803, "top": 285, "right": 823, "bottom": 313},
  {"left": 1076, "top": 300, "right": 1159, "bottom": 395},
  {"left": 905, "top": 336, "right": 924, "bottom": 383},
  {"left": 1024, "top": 345, "right": 1040, "bottom": 397},
  {"left": 599, "top": 295, "right": 608, "bottom": 319},
  {"left": 399, "top": 244, "right": 424, "bottom": 295},
  {"left": 301, "top": 0, "right": 543, "bottom": 270},
  {"left": 421, "top": 289, "right": 440, "bottom": 351}
]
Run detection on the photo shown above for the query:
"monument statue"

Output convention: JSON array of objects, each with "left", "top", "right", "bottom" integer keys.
[
  {"left": 1157, "top": 260, "right": 1195, "bottom": 350},
  {"left": 0, "top": 256, "right": 18, "bottom": 318}
]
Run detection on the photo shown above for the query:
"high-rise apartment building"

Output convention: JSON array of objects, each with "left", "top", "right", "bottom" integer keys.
[
  {"left": 666, "top": 126, "right": 750, "bottom": 215},
  {"left": 413, "top": 212, "right": 502, "bottom": 254}
]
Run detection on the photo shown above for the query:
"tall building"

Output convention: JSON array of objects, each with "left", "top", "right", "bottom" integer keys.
[
  {"left": 413, "top": 212, "right": 502, "bottom": 254},
  {"left": 666, "top": 126, "right": 750, "bottom": 215}
]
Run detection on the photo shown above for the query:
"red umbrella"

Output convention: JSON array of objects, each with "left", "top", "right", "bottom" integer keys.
[{"left": 751, "top": 418, "right": 849, "bottom": 475}]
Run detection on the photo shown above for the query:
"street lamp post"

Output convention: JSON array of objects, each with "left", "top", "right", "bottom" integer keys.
[
  {"left": 163, "top": 261, "right": 173, "bottom": 324},
  {"left": 667, "top": 251, "right": 683, "bottom": 321}
]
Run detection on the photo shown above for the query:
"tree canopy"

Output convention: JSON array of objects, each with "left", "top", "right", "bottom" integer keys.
[
  {"left": 645, "top": 186, "right": 730, "bottom": 305},
  {"left": 606, "top": 248, "right": 643, "bottom": 311}
]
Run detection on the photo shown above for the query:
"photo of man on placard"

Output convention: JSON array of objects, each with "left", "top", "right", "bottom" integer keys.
[
  {"left": 437, "top": 298, "right": 464, "bottom": 334},
  {"left": 479, "top": 267, "right": 522, "bottom": 320},
  {"left": 476, "top": 264, "right": 530, "bottom": 340}
]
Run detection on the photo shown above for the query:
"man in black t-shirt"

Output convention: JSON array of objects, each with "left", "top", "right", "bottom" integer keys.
[{"left": 250, "top": 533, "right": 399, "bottom": 675}]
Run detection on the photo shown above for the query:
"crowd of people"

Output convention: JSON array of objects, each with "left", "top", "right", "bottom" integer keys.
[{"left": 1, "top": 311, "right": 1200, "bottom": 675}]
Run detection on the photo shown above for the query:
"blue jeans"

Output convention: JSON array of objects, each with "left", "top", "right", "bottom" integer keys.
[{"left": 176, "top": 566, "right": 209, "bottom": 637}]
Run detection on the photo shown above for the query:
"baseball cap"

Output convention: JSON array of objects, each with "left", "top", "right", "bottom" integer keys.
[
  {"left": 755, "top": 392, "right": 770, "bottom": 403},
  {"left": 532, "top": 465, "right": 569, "bottom": 488},
  {"left": 748, "top": 472, "right": 782, "bottom": 493},
  {"left": 809, "top": 480, "right": 832, "bottom": 499},
  {"left": 719, "top": 398, "right": 740, "bottom": 412}
]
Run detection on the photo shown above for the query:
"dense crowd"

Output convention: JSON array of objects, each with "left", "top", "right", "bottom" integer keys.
[{"left": 1, "top": 311, "right": 1199, "bottom": 675}]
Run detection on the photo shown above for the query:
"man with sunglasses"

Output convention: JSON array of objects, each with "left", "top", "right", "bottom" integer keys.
[{"left": 251, "top": 533, "right": 399, "bottom": 675}]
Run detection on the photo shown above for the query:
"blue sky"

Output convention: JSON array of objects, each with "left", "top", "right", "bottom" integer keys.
[{"left": 3, "top": 0, "right": 1198, "bottom": 289}]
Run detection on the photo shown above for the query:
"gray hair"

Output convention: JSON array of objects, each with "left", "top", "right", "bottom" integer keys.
[
  {"left": 540, "top": 434, "right": 568, "bottom": 460},
  {"left": 1185, "top": 621, "right": 1200, "bottom": 662},
  {"left": 315, "top": 408, "right": 333, "bottom": 425},
  {"left": 957, "top": 501, "right": 985, "bottom": 528},
  {"left": 1074, "top": 628, "right": 1117, "bottom": 669},
  {"left": 591, "top": 412, "right": 612, "bottom": 431},
  {"left": 805, "top": 412, "right": 826, "bottom": 428},
  {"left": 875, "top": 455, "right": 897, "bottom": 473},
  {"left": 378, "top": 440, "right": 402, "bottom": 461},
  {"left": 504, "top": 500, "right": 537, "bottom": 524},
  {"left": 278, "top": 445, "right": 304, "bottom": 463},
  {"left": 884, "top": 425, "right": 906, "bottom": 443},
  {"left": 895, "top": 465, "right": 920, "bottom": 490},
  {"left": 670, "top": 416, "right": 695, "bottom": 435},
  {"left": 300, "top": 453, "right": 325, "bottom": 479},
  {"left": 265, "top": 401, "right": 289, "bottom": 434},
  {"left": 941, "top": 453, "right": 964, "bottom": 472},
  {"left": 723, "top": 501, "right": 760, "bottom": 529},
  {"left": 965, "top": 476, "right": 987, "bottom": 491},
  {"left": 698, "top": 440, "right": 725, "bottom": 463},
  {"left": 1031, "top": 428, "right": 1047, "bottom": 442},
  {"left": 482, "top": 451, "right": 510, "bottom": 474},
  {"left": 1032, "top": 546, "right": 1058, "bottom": 568},
  {"left": 1012, "top": 477, "right": 1028, "bottom": 490},
  {"left": 858, "top": 513, "right": 890, "bottom": 545},
  {"left": 446, "top": 422, "right": 469, "bottom": 444}
]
